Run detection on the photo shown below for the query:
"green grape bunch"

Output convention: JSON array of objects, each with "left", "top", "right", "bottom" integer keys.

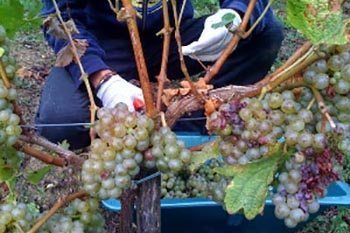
[
  {"left": 0, "top": 202, "right": 38, "bottom": 233},
  {"left": 145, "top": 126, "right": 192, "bottom": 173},
  {"left": 0, "top": 25, "right": 21, "bottom": 147},
  {"left": 161, "top": 172, "right": 188, "bottom": 199},
  {"left": 39, "top": 198, "right": 105, "bottom": 233},
  {"left": 186, "top": 159, "right": 227, "bottom": 201},
  {"left": 81, "top": 103, "right": 155, "bottom": 200}
]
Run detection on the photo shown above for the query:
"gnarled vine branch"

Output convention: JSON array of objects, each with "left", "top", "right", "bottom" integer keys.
[
  {"left": 19, "top": 134, "right": 83, "bottom": 166},
  {"left": 14, "top": 142, "right": 66, "bottom": 167},
  {"left": 118, "top": 0, "right": 157, "bottom": 117}
]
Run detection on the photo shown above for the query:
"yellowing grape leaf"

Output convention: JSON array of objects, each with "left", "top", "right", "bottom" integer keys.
[
  {"left": 286, "top": 0, "right": 349, "bottom": 45},
  {"left": 56, "top": 39, "right": 88, "bottom": 67},
  {"left": 0, "top": 167, "right": 15, "bottom": 182},
  {"left": 215, "top": 151, "right": 282, "bottom": 220},
  {"left": 189, "top": 140, "right": 220, "bottom": 172}
]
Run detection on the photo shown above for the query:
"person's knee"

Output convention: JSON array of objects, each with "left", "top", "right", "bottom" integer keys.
[{"left": 35, "top": 67, "right": 91, "bottom": 150}]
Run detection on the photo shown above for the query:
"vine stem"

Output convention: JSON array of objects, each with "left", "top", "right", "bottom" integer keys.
[
  {"left": 52, "top": 0, "right": 97, "bottom": 140},
  {"left": 13, "top": 223, "right": 24, "bottom": 233},
  {"left": 165, "top": 44, "right": 323, "bottom": 127},
  {"left": 14, "top": 142, "right": 66, "bottom": 167},
  {"left": 118, "top": 0, "right": 156, "bottom": 118},
  {"left": 19, "top": 134, "right": 83, "bottom": 166},
  {"left": 264, "top": 42, "right": 312, "bottom": 82},
  {"left": 258, "top": 46, "right": 323, "bottom": 100},
  {"left": 28, "top": 191, "right": 88, "bottom": 233},
  {"left": 116, "top": 2, "right": 159, "bottom": 233},
  {"left": 171, "top": 0, "right": 203, "bottom": 103},
  {"left": 203, "top": 0, "right": 257, "bottom": 84},
  {"left": 240, "top": 0, "right": 274, "bottom": 39},
  {"left": 0, "top": 61, "right": 11, "bottom": 87},
  {"left": 307, "top": 98, "right": 315, "bottom": 110},
  {"left": 156, "top": 0, "right": 172, "bottom": 111},
  {"left": 310, "top": 87, "right": 336, "bottom": 129},
  {"left": 160, "top": 112, "right": 167, "bottom": 127}
]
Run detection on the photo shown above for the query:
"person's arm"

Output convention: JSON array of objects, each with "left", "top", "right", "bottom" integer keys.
[
  {"left": 220, "top": 0, "right": 271, "bottom": 33},
  {"left": 41, "top": 0, "right": 110, "bottom": 88}
]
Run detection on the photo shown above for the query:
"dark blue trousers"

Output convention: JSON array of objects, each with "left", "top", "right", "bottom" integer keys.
[{"left": 36, "top": 16, "right": 284, "bottom": 149}]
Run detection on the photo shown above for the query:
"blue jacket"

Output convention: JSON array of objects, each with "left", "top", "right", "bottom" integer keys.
[{"left": 41, "top": 0, "right": 275, "bottom": 87}]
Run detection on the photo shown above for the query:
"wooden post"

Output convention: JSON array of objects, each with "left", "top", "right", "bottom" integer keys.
[
  {"left": 119, "top": 189, "right": 137, "bottom": 233},
  {"left": 136, "top": 174, "right": 161, "bottom": 233}
]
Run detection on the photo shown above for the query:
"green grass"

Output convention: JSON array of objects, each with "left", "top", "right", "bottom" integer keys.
[{"left": 192, "top": 0, "right": 219, "bottom": 17}]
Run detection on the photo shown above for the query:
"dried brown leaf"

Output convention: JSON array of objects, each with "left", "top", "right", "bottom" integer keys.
[
  {"left": 43, "top": 14, "right": 68, "bottom": 40},
  {"left": 162, "top": 89, "right": 179, "bottom": 106},
  {"left": 65, "top": 19, "right": 80, "bottom": 35},
  {"left": 194, "top": 78, "right": 207, "bottom": 89},
  {"left": 55, "top": 39, "right": 88, "bottom": 67},
  {"left": 179, "top": 88, "right": 191, "bottom": 96},
  {"left": 16, "top": 67, "right": 33, "bottom": 78},
  {"left": 180, "top": 80, "right": 191, "bottom": 88},
  {"left": 43, "top": 15, "right": 80, "bottom": 40},
  {"left": 56, "top": 44, "right": 74, "bottom": 67},
  {"left": 73, "top": 39, "right": 88, "bottom": 62},
  {"left": 204, "top": 99, "right": 219, "bottom": 117}
]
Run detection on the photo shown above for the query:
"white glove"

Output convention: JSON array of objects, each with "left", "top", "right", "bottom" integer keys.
[
  {"left": 97, "top": 74, "right": 144, "bottom": 112},
  {"left": 182, "top": 9, "right": 242, "bottom": 62}
]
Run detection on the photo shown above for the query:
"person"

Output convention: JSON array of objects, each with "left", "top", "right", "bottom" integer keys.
[{"left": 37, "top": 0, "right": 284, "bottom": 149}]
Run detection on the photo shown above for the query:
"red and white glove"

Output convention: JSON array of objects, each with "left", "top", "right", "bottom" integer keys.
[
  {"left": 182, "top": 9, "right": 242, "bottom": 62},
  {"left": 97, "top": 74, "right": 144, "bottom": 112}
]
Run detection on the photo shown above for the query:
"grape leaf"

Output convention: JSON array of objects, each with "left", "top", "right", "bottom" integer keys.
[
  {"left": 26, "top": 166, "right": 51, "bottom": 185},
  {"left": 215, "top": 151, "right": 283, "bottom": 220},
  {"left": 0, "top": 167, "right": 15, "bottom": 182},
  {"left": 189, "top": 140, "right": 220, "bottom": 172},
  {"left": 286, "top": 0, "right": 349, "bottom": 45},
  {"left": 0, "top": 145, "right": 22, "bottom": 182},
  {"left": 0, "top": 0, "right": 41, "bottom": 38}
]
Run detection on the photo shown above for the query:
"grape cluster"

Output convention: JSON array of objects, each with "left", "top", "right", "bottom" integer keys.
[
  {"left": 208, "top": 95, "right": 289, "bottom": 165},
  {"left": 0, "top": 25, "right": 18, "bottom": 81},
  {"left": 39, "top": 198, "right": 105, "bottom": 233},
  {"left": 205, "top": 44, "right": 350, "bottom": 227},
  {"left": 161, "top": 172, "right": 188, "bottom": 198},
  {"left": 272, "top": 147, "right": 341, "bottom": 229},
  {"left": 182, "top": 159, "right": 226, "bottom": 201},
  {"left": 302, "top": 45, "right": 350, "bottom": 154},
  {"left": 0, "top": 202, "right": 37, "bottom": 233},
  {"left": 186, "top": 173, "right": 209, "bottom": 198},
  {"left": 145, "top": 127, "right": 192, "bottom": 173},
  {"left": 0, "top": 26, "right": 21, "bottom": 146},
  {"left": 272, "top": 157, "right": 312, "bottom": 228},
  {"left": 81, "top": 103, "right": 154, "bottom": 199}
]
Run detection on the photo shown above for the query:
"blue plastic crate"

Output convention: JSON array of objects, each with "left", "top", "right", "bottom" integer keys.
[{"left": 102, "top": 134, "right": 350, "bottom": 233}]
